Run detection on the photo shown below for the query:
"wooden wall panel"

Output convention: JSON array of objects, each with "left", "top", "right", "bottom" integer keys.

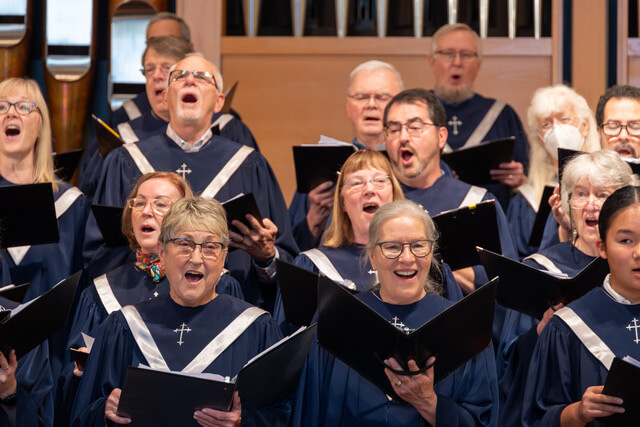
[{"left": 221, "top": 37, "right": 553, "bottom": 202}]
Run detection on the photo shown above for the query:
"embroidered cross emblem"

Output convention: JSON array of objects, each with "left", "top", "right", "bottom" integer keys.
[
  {"left": 448, "top": 116, "right": 462, "bottom": 135},
  {"left": 627, "top": 318, "right": 640, "bottom": 344},
  {"left": 153, "top": 291, "right": 159, "bottom": 298},
  {"left": 176, "top": 163, "right": 192, "bottom": 179},
  {"left": 391, "top": 316, "right": 412, "bottom": 334},
  {"left": 173, "top": 323, "right": 192, "bottom": 346}
]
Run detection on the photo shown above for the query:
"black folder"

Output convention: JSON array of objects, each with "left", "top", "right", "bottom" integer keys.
[
  {"left": 292, "top": 145, "right": 356, "bottom": 193},
  {"left": 0, "top": 283, "right": 29, "bottom": 305},
  {"left": 276, "top": 259, "right": 319, "bottom": 327},
  {"left": 117, "top": 325, "right": 317, "bottom": 424},
  {"left": 317, "top": 275, "right": 496, "bottom": 401},
  {"left": 91, "top": 204, "right": 128, "bottom": 247},
  {"left": 92, "top": 114, "right": 123, "bottom": 158},
  {"left": 0, "top": 270, "right": 82, "bottom": 359},
  {"left": 621, "top": 157, "right": 640, "bottom": 175},
  {"left": 528, "top": 185, "right": 556, "bottom": 247},
  {"left": 477, "top": 247, "right": 609, "bottom": 319},
  {"left": 558, "top": 148, "right": 584, "bottom": 184},
  {"left": 220, "top": 81, "right": 238, "bottom": 115},
  {"left": 600, "top": 357, "right": 640, "bottom": 426},
  {"left": 441, "top": 137, "right": 515, "bottom": 186},
  {"left": 0, "top": 183, "right": 59, "bottom": 248},
  {"left": 222, "top": 193, "right": 263, "bottom": 231},
  {"left": 53, "top": 148, "right": 83, "bottom": 182},
  {"left": 431, "top": 200, "right": 501, "bottom": 270}
]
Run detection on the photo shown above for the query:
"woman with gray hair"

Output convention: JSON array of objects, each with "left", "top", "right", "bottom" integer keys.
[
  {"left": 497, "top": 150, "right": 636, "bottom": 426},
  {"left": 508, "top": 84, "right": 600, "bottom": 258},
  {"left": 293, "top": 199, "right": 498, "bottom": 426},
  {"left": 72, "top": 197, "right": 288, "bottom": 426}
]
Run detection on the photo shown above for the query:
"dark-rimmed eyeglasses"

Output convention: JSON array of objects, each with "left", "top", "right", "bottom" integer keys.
[
  {"left": 0, "top": 101, "right": 38, "bottom": 116},
  {"left": 127, "top": 197, "right": 173, "bottom": 215},
  {"left": 169, "top": 69, "right": 217, "bottom": 88},
  {"left": 434, "top": 49, "right": 478, "bottom": 62},
  {"left": 601, "top": 121, "right": 640, "bottom": 137},
  {"left": 377, "top": 239, "right": 435, "bottom": 259},
  {"left": 168, "top": 237, "right": 226, "bottom": 258}
]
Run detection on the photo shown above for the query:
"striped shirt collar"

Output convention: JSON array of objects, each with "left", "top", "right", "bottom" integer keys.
[{"left": 166, "top": 124, "right": 212, "bottom": 153}]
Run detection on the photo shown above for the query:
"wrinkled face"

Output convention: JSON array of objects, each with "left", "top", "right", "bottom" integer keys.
[
  {"left": 369, "top": 215, "right": 432, "bottom": 305},
  {"left": 341, "top": 167, "right": 394, "bottom": 242},
  {"left": 597, "top": 204, "right": 640, "bottom": 302},
  {"left": 570, "top": 178, "right": 616, "bottom": 248},
  {"left": 167, "top": 56, "right": 224, "bottom": 127},
  {"left": 160, "top": 230, "right": 227, "bottom": 307},
  {"left": 346, "top": 69, "right": 403, "bottom": 144},
  {"left": 599, "top": 98, "right": 640, "bottom": 158},
  {"left": 143, "top": 48, "right": 179, "bottom": 118},
  {"left": 429, "top": 29, "right": 480, "bottom": 97},
  {"left": 537, "top": 102, "right": 588, "bottom": 145},
  {"left": 0, "top": 90, "right": 41, "bottom": 161},
  {"left": 147, "top": 19, "right": 183, "bottom": 40},
  {"left": 131, "top": 178, "right": 183, "bottom": 254},
  {"left": 385, "top": 101, "right": 447, "bottom": 185}
]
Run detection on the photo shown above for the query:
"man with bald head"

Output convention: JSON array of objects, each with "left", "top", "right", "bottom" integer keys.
[
  {"left": 288, "top": 60, "right": 405, "bottom": 251},
  {"left": 94, "top": 55, "right": 298, "bottom": 310}
]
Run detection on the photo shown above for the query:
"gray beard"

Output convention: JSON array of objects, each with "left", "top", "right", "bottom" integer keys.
[{"left": 434, "top": 86, "right": 474, "bottom": 104}]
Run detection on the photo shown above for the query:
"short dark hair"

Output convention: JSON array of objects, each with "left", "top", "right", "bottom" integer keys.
[
  {"left": 383, "top": 88, "right": 446, "bottom": 128},
  {"left": 141, "top": 35, "right": 193, "bottom": 68},
  {"left": 598, "top": 185, "right": 640, "bottom": 241},
  {"left": 595, "top": 85, "right": 640, "bottom": 125}
]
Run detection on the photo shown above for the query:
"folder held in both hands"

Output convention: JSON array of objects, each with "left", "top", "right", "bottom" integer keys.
[
  {"left": 317, "top": 275, "right": 496, "bottom": 401},
  {"left": 477, "top": 247, "right": 609, "bottom": 319},
  {"left": 117, "top": 325, "right": 317, "bottom": 424},
  {"left": 431, "top": 200, "right": 501, "bottom": 270},
  {"left": 441, "top": 137, "right": 515, "bottom": 186}
]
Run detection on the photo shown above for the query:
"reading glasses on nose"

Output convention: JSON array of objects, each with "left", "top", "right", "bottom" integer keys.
[
  {"left": 348, "top": 92, "right": 393, "bottom": 106},
  {"left": 378, "top": 240, "right": 435, "bottom": 259},
  {"left": 384, "top": 119, "right": 435, "bottom": 139},
  {"left": 434, "top": 49, "right": 478, "bottom": 62},
  {"left": 127, "top": 197, "right": 173, "bottom": 215},
  {"left": 0, "top": 101, "right": 37, "bottom": 115},
  {"left": 343, "top": 175, "right": 391, "bottom": 191},
  {"left": 169, "top": 69, "right": 217, "bottom": 88},
  {"left": 168, "top": 238, "right": 226, "bottom": 258},
  {"left": 601, "top": 121, "right": 640, "bottom": 137},
  {"left": 540, "top": 116, "right": 577, "bottom": 133},
  {"left": 568, "top": 192, "right": 609, "bottom": 209}
]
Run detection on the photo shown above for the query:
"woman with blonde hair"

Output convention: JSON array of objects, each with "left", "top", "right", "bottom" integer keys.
[{"left": 508, "top": 84, "right": 600, "bottom": 257}]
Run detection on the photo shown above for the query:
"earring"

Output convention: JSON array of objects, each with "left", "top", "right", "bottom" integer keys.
[{"left": 572, "top": 227, "right": 578, "bottom": 241}]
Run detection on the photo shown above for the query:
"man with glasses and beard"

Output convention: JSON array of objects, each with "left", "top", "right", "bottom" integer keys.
[{"left": 596, "top": 84, "right": 640, "bottom": 159}]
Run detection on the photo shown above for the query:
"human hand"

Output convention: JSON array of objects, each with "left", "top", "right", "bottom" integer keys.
[
  {"left": 72, "top": 346, "right": 90, "bottom": 377},
  {"left": 306, "top": 181, "right": 335, "bottom": 239},
  {"left": 193, "top": 391, "right": 241, "bottom": 426},
  {"left": 384, "top": 357, "right": 437, "bottom": 425},
  {"left": 561, "top": 386, "right": 624, "bottom": 425},
  {"left": 229, "top": 215, "right": 278, "bottom": 263},
  {"left": 105, "top": 388, "right": 131, "bottom": 424},
  {"left": 0, "top": 350, "right": 17, "bottom": 400},
  {"left": 537, "top": 303, "right": 563, "bottom": 335},
  {"left": 490, "top": 161, "right": 527, "bottom": 188}
]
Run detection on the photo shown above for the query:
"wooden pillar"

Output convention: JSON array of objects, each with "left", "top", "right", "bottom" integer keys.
[
  {"left": 175, "top": 0, "right": 222, "bottom": 70},
  {"left": 571, "top": 0, "right": 607, "bottom": 109}
]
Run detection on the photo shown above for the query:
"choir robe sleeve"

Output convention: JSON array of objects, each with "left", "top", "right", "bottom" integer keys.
[
  {"left": 92, "top": 147, "right": 141, "bottom": 209},
  {"left": 538, "top": 214, "right": 560, "bottom": 251},
  {"left": 77, "top": 135, "right": 103, "bottom": 203},
  {"left": 216, "top": 273, "right": 245, "bottom": 300},
  {"left": 441, "top": 262, "right": 463, "bottom": 302},
  {"left": 1, "top": 343, "right": 54, "bottom": 427},
  {"left": 506, "top": 192, "right": 540, "bottom": 258},
  {"left": 289, "top": 191, "right": 322, "bottom": 252},
  {"left": 521, "top": 316, "right": 608, "bottom": 427},
  {"left": 66, "top": 284, "right": 107, "bottom": 350},
  {"left": 219, "top": 116, "right": 261, "bottom": 152}
]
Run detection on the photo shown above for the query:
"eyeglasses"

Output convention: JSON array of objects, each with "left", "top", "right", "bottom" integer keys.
[
  {"left": 342, "top": 175, "right": 391, "bottom": 192},
  {"left": 348, "top": 92, "right": 393, "bottom": 106},
  {"left": 0, "top": 101, "right": 38, "bottom": 116},
  {"left": 169, "top": 69, "right": 217, "bottom": 88},
  {"left": 378, "top": 240, "right": 434, "bottom": 259},
  {"left": 601, "top": 121, "right": 640, "bottom": 137},
  {"left": 540, "top": 116, "right": 578, "bottom": 133},
  {"left": 127, "top": 197, "right": 173, "bottom": 215},
  {"left": 385, "top": 119, "right": 436, "bottom": 139},
  {"left": 168, "top": 237, "right": 226, "bottom": 258},
  {"left": 568, "top": 191, "right": 610, "bottom": 209},
  {"left": 434, "top": 49, "right": 478, "bottom": 62},
  {"left": 140, "top": 64, "right": 173, "bottom": 77}
]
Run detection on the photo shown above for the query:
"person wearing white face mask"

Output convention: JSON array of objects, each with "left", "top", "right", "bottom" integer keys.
[{"left": 507, "top": 85, "right": 600, "bottom": 258}]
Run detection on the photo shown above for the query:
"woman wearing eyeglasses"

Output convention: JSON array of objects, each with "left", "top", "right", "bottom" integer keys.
[
  {"left": 273, "top": 150, "right": 462, "bottom": 334},
  {"left": 507, "top": 85, "right": 601, "bottom": 259},
  {"left": 72, "top": 197, "right": 287, "bottom": 426},
  {"left": 293, "top": 200, "right": 497, "bottom": 426},
  {"left": 498, "top": 150, "right": 637, "bottom": 426}
]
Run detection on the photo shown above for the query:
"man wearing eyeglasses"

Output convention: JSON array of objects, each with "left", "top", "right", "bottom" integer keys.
[
  {"left": 429, "top": 23, "right": 529, "bottom": 209},
  {"left": 596, "top": 85, "right": 640, "bottom": 159},
  {"left": 93, "top": 55, "right": 298, "bottom": 311}
]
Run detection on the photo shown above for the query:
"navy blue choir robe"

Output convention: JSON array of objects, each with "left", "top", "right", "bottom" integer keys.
[
  {"left": 0, "top": 178, "right": 91, "bottom": 384},
  {"left": 522, "top": 285, "right": 640, "bottom": 426},
  {"left": 292, "top": 291, "right": 499, "bottom": 426},
  {"left": 507, "top": 191, "right": 541, "bottom": 258},
  {"left": 92, "top": 134, "right": 299, "bottom": 309},
  {"left": 71, "top": 293, "right": 287, "bottom": 426},
  {"left": 538, "top": 212, "right": 561, "bottom": 250},
  {"left": 108, "top": 92, "right": 151, "bottom": 129},
  {"left": 272, "top": 244, "right": 464, "bottom": 335},
  {"left": 56, "top": 263, "right": 244, "bottom": 426},
  {"left": 497, "top": 242, "right": 595, "bottom": 426},
  {"left": 401, "top": 174, "right": 518, "bottom": 345},
  {"left": 439, "top": 93, "right": 529, "bottom": 209}
]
